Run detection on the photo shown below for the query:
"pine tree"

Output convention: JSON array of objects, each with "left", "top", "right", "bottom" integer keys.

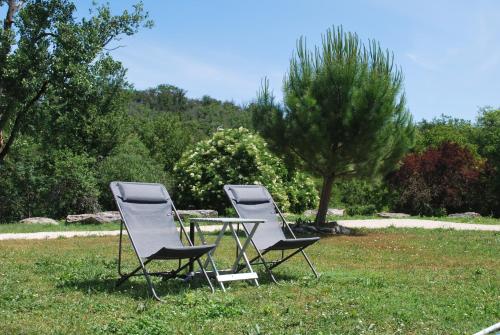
[{"left": 252, "top": 26, "right": 415, "bottom": 225}]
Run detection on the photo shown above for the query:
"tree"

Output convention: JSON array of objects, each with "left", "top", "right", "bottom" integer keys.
[
  {"left": 97, "top": 135, "right": 167, "bottom": 209},
  {"left": 0, "top": 0, "right": 151, "bottom": 162},
  {"left": 475, "top": 107, "right": 500, "bottom": 216},
  {"left": 414, "top": 115, "right": 477, "bottom": 154},
  {"left": 476, "top": 108, "right": 500, "bottom": 166},
  {"left": 133, "top": 111, "right": 193, "bottom": 173},
  {"left": 252, "top": 26, "right": 415, "bottom": 225}
]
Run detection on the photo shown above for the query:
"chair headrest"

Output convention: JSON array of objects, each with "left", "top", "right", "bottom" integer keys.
[
  {"left": 118, "top": 182, "right": 169, "bottom": 203},
  {"left": 229, "top": 186, "right": 271, "bottom": 204}
]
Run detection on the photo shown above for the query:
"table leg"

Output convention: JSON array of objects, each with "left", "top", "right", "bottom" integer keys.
[
  {"left": 189, "top": 220, "right": 195, "bottom": 273},
  {"left": 229, "top": 223, "right": 259, "bottom": 280}
]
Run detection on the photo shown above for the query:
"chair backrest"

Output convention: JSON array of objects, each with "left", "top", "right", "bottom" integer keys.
[
  {"left": 110, "top": 182, "right": 183, "bottom": 258},
  {"left": 224, "top": 185, "right": 285, "bottom": 250}
]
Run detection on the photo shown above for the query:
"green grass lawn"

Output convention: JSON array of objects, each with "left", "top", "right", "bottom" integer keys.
[
  {"left": 1, "top": 215, "right": 499, "bottom": 234},
  {"left": 0, "top": 228, "right": 498, "bottom": 334}
]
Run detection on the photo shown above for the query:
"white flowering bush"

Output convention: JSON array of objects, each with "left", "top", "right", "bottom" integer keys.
[{"left": 173, "top": 127, "right": 318, "bottom": 213}]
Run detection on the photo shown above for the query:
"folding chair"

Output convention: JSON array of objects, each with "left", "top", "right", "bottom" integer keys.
[
  {"left": 110, "top": 181, "right": 216, "bottom": 300},
  {"left": 224, "top": 185, "right": 319, "bottom": 283}
]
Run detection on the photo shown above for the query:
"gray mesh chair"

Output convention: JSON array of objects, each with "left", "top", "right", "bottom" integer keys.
[
  {"left": 224, "top": 185, "right": 319, "bottom": 283},
  {"left": 110, "top": 182, "right": 216, "bottom": 300}
]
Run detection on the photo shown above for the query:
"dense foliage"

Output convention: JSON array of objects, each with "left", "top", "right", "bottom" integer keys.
[
  {"left": 0, "top": 141, "right": 101, "bottom": 220},
  {"left": 414, "top": 115, "right": 478, "bottom": 154},
  {"left": 334, "top": 180, "right": 393, "bottom": 216},
  {"left": 97, "top": 135, "right": 167, "bottom": 209},
  {"left": 252, "top": 26, "right": 415, "bottom": 224},
  {"left": 0, "top": 0, "right": 150, "bottom": 161},
  {"left": 0, "top": 79, "right": 259, "bottom": 221},
  {"left": 388, "top": 142, "right": 485, "bottom": 216},
  {"left": 173, "top": 128, "right": 318, "bottom": 213},
  {"left": 475, "top": 108, "right": 500, "bottom": 216},
  {"left": 0, "top": 4, "right": 498, "bottom": 222}
]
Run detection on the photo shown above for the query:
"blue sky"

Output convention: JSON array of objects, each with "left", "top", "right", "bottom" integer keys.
[{"left": 77, "top": 0, "right": 500, "bottom": 121}]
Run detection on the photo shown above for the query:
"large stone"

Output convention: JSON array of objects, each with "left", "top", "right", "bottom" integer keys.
[
  {"left": 176, "top": 210, "right": 218, "bottom": 219},
  {"left": 20, "top": 217, "right": 59, "bottom": 225},
  {"left": 95, "top": 211, "right": 122, "bottom": 222},
  {"left": 65, "top": 210, "right": 218, "bottom": 224},
  {"left": 66, "top": 211, "right": 121, "bottom": 224},
  {"left": 448, "top": 212, "right": 481, "bottom": 218},
  {"left": 377, "top": 212, "right": 410, "bottom": 218},
  {"left": 66, "top": 214, "right": 101, "bottom": 224},
  {"left": 302, "top": 208, "right": 345, "bottom": 217}
]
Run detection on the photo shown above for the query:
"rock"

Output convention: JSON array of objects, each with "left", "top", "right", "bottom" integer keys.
[
  {"left": 94, "top": 211, "right": 122, "bottom": 222},
  {"left": 20, "top": 217, "right": 59, "bottom": 225},
  {"left": 65, "top": 210, "right": 218, "bottom": 224},
  {"left": 377, "top": 212, "right": 410, "bottom": 218},
  {"left": 289, "top": 221, "right": 352, "bottom": 235},
  {"left": 302, "top": 208, "right": 345, "bottom": 216},
  {"left": 66, "top": 211, "right": 121, "bottom": 224},
  {"left": 448, "top": 212, "right": 481, "bottom": 218},
  {"left": 332, "top": 224, "right": 353, "bottom": 235},
  {"left": 176, "top": 210, "right": 218, "bottom": 219},
  {"left": 66, "top": 214, "right": 101, "bottom": 224}
]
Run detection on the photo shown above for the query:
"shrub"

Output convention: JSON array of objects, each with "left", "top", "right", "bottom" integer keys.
[
  {"left": 0, "top": 142, "right": 101, "bottom": 220},
  {"left": 46, "top": 150, "right": 101, "bottom": 218},
  {"left": 97, "top": 135, "right": 167, "bottom": 209},
  {"left": 388, "top": 142, "right": 484, "bottom": 216},
  {"left": 173, "top": 128, "right": 318, "bottom": 213},
  {"left": 345, "top": 204, "right": 378, "bottom": 216},
  {"left": 334, "top": 179, "right": 393, "bottom": 215},
  {"left": 0, "top": 139, "right": 47, "bottom": 221}
]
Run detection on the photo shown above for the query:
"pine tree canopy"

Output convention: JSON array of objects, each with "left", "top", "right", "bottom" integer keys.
[{"left": 252, "top": 26, "right": 415, "bottom": 225}]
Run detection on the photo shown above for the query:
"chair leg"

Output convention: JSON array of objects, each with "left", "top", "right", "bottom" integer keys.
[
  {"left": 254, "top": 250, "right": 278, "bottom": 284},
  {"left": 117, "top": 221, "right": 125, "bottom": 277},
  {"left": 266, "top": 248, "right": 319, "bottom": 279},
  {"left": 196, "top": 258, "right": 215, "bottom": 293},
  {"left": 251, "top": 247, "right": 319, "bottom": 282},
  {"left": 141, "top": 266, "right": 162, "bottom": 301},
  {"left": 300, "top": 249, "right": 319, "bottom": 278}
]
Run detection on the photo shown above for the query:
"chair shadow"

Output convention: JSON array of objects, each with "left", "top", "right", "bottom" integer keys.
[
  {"left": 252, "top": 269, "right": 300, "bottom": 285},
  {"left": 58, "top": 266, "right": 312, "bottom": 300},
  {"left": 59, "top": 273, "right": 216, "bottom": 300}
]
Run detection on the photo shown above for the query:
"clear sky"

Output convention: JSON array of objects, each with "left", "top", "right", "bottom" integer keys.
[{"left": 76, "top": 0, "right": 500, "bottom": 121}]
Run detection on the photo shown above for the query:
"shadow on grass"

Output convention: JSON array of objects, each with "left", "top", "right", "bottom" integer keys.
[
  {"left": 60, "top": 274, "right": 215, "bottom": 300},
  {"left": 291, "top": 229, "right": 368, "bottom": 239},
  {"left": 59, "top": 265, "right": 307, "bottom": 300}
]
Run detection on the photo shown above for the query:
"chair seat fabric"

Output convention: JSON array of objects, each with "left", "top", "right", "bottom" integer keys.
[
  {"left": 146, "top": 244, "right": 216, "bottom": 260},
  {"left": 265, "top": 237, "right": 319, "bottom": 251}
]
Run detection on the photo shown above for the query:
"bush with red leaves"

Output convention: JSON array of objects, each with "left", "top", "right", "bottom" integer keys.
[{"left": 388, "top": 142, "right": 486, "bottom": 216}]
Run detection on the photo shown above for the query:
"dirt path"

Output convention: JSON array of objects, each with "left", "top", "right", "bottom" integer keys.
[
  {"left": 338, "top": 219, "right": 500, "bottom": 231},
  {"left": 0, "top": 219, "right": 499, "bottom": 241}
]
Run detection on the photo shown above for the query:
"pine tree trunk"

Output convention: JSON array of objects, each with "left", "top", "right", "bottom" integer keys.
[{"left": 315, "top": 175, "right": 334, "bottom": 226}]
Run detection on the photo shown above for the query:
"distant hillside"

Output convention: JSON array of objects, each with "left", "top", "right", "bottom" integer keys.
[{"left": 128, "top": 84, "right": 253, "bottom": 136}]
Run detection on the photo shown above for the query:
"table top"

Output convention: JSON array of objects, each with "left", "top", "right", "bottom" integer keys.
[{"left": 190, "top": 217, "right": 266, "bottom": 223}]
